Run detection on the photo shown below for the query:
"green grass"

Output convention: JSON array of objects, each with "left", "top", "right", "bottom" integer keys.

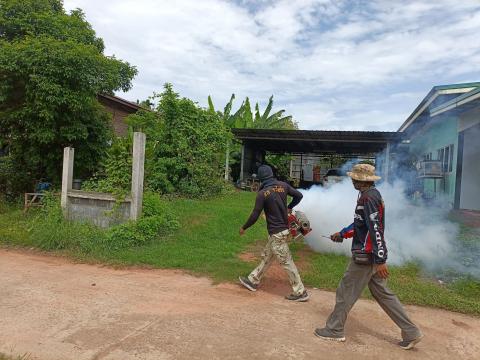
[
  {"left": 0, "top": 353, "right": 31, "bottom": 360},
  {"left": 96, "top": 192, "right": 266, "bottom": 281},
  {"left": 1, "top": 192, "right": 480, "bottom": 316},
  {"left": 300, "top": 248, "right": 480, "bottom": 315}
]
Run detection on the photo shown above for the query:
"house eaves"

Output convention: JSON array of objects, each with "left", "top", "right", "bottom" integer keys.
[
  {"left": 98, "top": 93, "right": 152, "bottom": 112},
  {"left": 429, "top": 87, "right": 480, "bottom": 117},
  {"left": 398, "top": 82, "right": 480, "bottom": 132}
]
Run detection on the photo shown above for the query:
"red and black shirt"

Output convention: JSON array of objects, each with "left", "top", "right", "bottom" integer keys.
[{"left": 340, "top": 187, "right": 387, "bottom": 264}]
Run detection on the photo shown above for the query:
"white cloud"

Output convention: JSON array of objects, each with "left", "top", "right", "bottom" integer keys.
[{"left": 64, "top": 0, "right": 480, "bottom": 130}]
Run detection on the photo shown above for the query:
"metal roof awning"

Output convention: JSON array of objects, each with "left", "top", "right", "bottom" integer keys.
[{"left": 232, "top": 129, "right": 402, "bottom": 155}]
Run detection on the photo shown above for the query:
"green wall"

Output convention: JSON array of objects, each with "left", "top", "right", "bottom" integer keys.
[{"left": 409, "top": 116, "right": 458, "bottom": 205}]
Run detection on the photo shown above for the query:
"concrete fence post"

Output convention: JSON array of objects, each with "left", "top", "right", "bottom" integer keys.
[
  {"left": 130, "top": 132, "right": 146, "bottom": 220},
  {"left": 61, "top": 147, "right": 74, "bottom": 215}
]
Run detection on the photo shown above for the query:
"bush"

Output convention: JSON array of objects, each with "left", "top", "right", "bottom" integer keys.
[
  {"left": 102, "top": 192, "right": 179, "bottom": 250},
  {"left": 128, "top": 84, "right": 228, "bottom": 198},
  {"left": 28, "top": 193, "right": 105, "bottom": 251},
  {"left": 28, "top": 192, "right": 179, "bottom": 253},
  {"left": 0, "top": 156, "right": 33, "bottom": 200},
  {"left": 82, "top": 135, "right": 132, "bottom": 195}
]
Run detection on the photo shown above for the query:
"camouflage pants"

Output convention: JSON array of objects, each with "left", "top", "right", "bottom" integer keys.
[{"left": 248, "top": 229, "right": 305, "bottom": 295}]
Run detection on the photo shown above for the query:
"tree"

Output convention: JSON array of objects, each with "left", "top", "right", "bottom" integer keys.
[
  {"left": 208, "top": 93, "right": 297, "bottom": 181},
  {"left": 0, "top": 0, "right": 137, "bottom": 194},
  {"left": 143, "top": 84, "right": 228, "bottom": 197}
]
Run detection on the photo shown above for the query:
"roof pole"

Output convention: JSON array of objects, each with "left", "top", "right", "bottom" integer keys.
[
  {"left": 384, "top": 142, "right": 391, "bottom": 183},
  {"left": 240, "top": 143, "right": 245, "bottom": 181}
]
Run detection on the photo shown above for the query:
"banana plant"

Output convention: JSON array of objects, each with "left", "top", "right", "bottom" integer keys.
[
  {"left": 253, "top": 95, "right": 295, "bottom": 129},
  {"left": 208, "top": 94, "right": 246, "bottom": 180}
]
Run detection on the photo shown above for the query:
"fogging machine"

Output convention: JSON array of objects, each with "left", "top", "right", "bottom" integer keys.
[{"left": 288, "top": 210, "right": 312, "bottom": 241}]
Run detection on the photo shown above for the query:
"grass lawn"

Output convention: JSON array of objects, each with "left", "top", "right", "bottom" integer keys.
[
  {"left": 0, "top": 353, "right": 30, "bottom": 360},
  {"left": 1, "top": 191, "right": 479, "bottom": 316}
]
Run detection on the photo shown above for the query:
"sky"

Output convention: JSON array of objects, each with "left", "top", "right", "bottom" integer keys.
[{"left": 63, "top": 0, "right": 480, "bottom": 131}]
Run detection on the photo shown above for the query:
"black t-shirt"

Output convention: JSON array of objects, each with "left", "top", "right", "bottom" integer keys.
[{"left": 242, "top": 180, "right": 303, "bottom": 235}]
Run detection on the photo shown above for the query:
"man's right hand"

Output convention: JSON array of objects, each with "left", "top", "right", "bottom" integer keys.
[{"left": 330, "top": 232, "right": 343, "bottom": 243}]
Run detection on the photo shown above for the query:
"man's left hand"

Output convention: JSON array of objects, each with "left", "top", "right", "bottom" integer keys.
[
  {"left": 376, "top": 263, "right": 389, "bottom": 279},
  {"left": 239, "top": 227, "right": 245, "bottom": 236}
]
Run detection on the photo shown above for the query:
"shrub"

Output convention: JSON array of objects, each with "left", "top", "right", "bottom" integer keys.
[
  {"left": 0, "top": 156, "right": 33, "bottom": 200},
  {"left": 28, "top": 192, "right": 179, "bottom": 253},
  {"left": 82, "top": 135, "right": 132, "bottom": 195},
  {"left": 28, "top": 193, "right": 105, "bottom": 251}
]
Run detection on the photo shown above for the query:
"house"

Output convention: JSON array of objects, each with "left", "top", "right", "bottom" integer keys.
[
  {"left": 98, "top": 94, "right": 144, "bottom": 136},
  {"left": 398, "top": 82, "right": 480, "bottom": 211}
]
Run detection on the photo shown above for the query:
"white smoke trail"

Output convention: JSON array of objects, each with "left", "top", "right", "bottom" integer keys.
[{"left": 296, "top": 180, "right": 469, "bottom": 274}]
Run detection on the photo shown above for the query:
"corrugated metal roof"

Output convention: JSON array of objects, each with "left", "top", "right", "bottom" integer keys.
[
  {"left": 98, "top": 94, "right": 147, "bottom": 112},
  {"left": 233, "top": 128, "right": 400, "bottom": 140},
  {"left": 232, "top": 129, "right": 401, "bottom": 155}
]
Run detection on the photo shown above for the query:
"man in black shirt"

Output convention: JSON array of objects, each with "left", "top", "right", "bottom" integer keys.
[
  {"left": 238, "top": 165, "right": 309, "bottom": 302},
  {"left": 314, "top": 164, "right": 423, "bottom": 350}
]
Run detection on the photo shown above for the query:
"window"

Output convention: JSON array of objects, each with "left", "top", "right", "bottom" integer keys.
[
  {"left": 448, "top": 144, "right": 454, "bottom": 172},
  {"left": 436, "top": 144, "right": 454, "bottom": 173},
  {"left": 437, "top": 148, "right": 445, "bottom": 165},
  {"left": 424, "top": 152, "right": 432, "bottom": 160}
]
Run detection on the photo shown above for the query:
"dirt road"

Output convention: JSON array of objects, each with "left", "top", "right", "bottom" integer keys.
[{"left": 1, "top": 249, "right": 479, "bottom": 360}]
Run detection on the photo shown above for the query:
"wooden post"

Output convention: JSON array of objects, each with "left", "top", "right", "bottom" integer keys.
[
  {"left": 61, "top": 147, "right": 74, "bottom": 215},
  {"left": 130, "top": 132, "right": 146, "bottom": 221}
]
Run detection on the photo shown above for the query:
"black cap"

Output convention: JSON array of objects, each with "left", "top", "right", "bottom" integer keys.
[{"left": 257, "top": 165, "right": 274, "bottom": 181}]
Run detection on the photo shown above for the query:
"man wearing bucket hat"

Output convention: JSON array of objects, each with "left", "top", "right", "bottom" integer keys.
[
  {"left": 238, "top": 164, "right": 309, "bottom": 302},
  {"left": 314, "top": 163, "right": 423, "bottom": 350}
]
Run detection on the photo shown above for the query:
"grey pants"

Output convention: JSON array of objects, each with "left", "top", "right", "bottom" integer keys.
[{"left": 326, "top": 260, "right": 422, "bottom": 341}]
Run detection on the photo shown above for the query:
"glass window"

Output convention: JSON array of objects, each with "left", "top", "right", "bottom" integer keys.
[
  {"left": 448, "top": 144, "right": 454, "bottom": 172},
  {"left": 437, "top": 148, "right": 445, "bottom": 163},
  {"left": 442, "top": 147, "right": 448, "bottom": 172}
]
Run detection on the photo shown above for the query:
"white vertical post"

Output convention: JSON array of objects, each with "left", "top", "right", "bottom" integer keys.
[
  {"left": 240, "top": 144, "right": 245, "bottom": 181},
  {"left": 130, "top": 132, "right": 146, "bottom": 221},
  {"left": 224, "top": 141, "right": 230, "bottom": 181},
  {"left": 61, "top": 147, "right": 74, "bottom": 214},
  {"left": 384, "top": 142, "right": 391, "bottom": 183}
]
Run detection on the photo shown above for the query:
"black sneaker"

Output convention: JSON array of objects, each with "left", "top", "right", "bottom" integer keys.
[
  {"left": 285, "top": 290, "right": 310, "bottom": 302},
  {"left": 239, "top": 276, "right": 258, "bottom": 292},
  {"left": 398, "top": 334, "right": 423, "bottom": 350},
  {"left": 314, "top": 327, "right": 346, "bottom": 342}
]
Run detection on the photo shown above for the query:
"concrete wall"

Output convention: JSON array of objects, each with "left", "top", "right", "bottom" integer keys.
[
  {"left": 67, "top": 191, "right": 131, "bottom": 228},
  {"left": 409, "top": 115, "right": 458, "bottom": 205},
  {"left": 98, "top": 95, "right": 140, "bottom": 137},
  {"left": 61, "top": 132, "right": 145, "bottom": 227},
  {"left": 459, "top": 107, "right": 480, "bottom": 132}
]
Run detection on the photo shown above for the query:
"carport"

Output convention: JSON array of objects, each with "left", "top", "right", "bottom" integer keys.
[{"left": 232, "top": 129, "right": 402, "bottom": 183}]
